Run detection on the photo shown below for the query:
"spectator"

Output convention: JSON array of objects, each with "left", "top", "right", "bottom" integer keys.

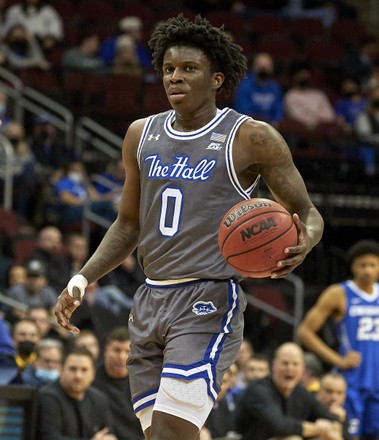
[
  {"left": 62, "top": 32, "right": 105, "bottom": 72},
  {"left": 297, "top": 239, "right": 379, "bottom": 439},
  {"left": 12, "top": 317, "right": 40, "bottom": 372},
  {"left": 111, "top": 34, "right": 143, "bottom": 76},
  {"left": 4, "top": 0, "right": 64, "bottom": 52},
  {"left": 36, "top": 346, "right": 117, "bottom": 440},
  {"left": 203, "top": 363, "right": 240, "bottom": 439},
  {"left": 283, "top": 62, "right": 338, "bottom": 129},
  {"left": 0, "top": 120, "right": 37, "bottom": 219},
  {"left": 317, "top": 372, "right": 347, "bottom": 423},
  {"left": 4, "top": 259, "right": 58, "bottom": 323},
  {"left": 234, "top": 52, "right": 283, "bottom": 125},
  {"left": 22, "top": 337, "right": 63, "bottom": 387},
  {"left": 72, "top": 329, "right": 100, "bottom": 363},
  {"left": 53, "top": 160, "right": 117, "bottom": 228},
  {"left": 29, "top": 226, "right": 67, "bottom": 293},
  {"left": 243, "top": 353, "right": 270, "bottom": 382},
  {"left": 101, "top": 16, "right": 152, "bottom": 69},
  {"left": 93, "top": 326, "right": 143, "bottom": 440},
  {"left": 0, "top": 88, "right": 12, "bottom": 128},
  {"left": 99, "top": 253, "right": 145, "bottom": 303},
  {"left": 93, "top": 157, "right": 125, "bottom": 209},
  {"left": 30, "top": 113, "right": 75, "bottom": 184},
  {"left": 302, "top": 351, "right": 324, "bottom": 393},
  {"left": 28, "top": 305, "right": 69, "bottom": 342},
  {"left": 334, "top": 78, "right": 367, "bottom": 130},
  {"left": 235, "top": 342, "right": 348, "bottom": 440},
  {"left": 354, "top": 86, "right": 379, "bottom": 175},
  {"left": 7, "top": 263, "right": 27, "bottom": 287},
  {"left": 61, "top": 232, "right": 89, "bottom": 280},
  {"left": 0, "top": 22, "right": 50, "bottom": 70},
  {"left": 0, "top": 315, "right": 23, "bottom": 385},
  {"left": 233, "top": 338, "right": 254, "bottom": 392}
]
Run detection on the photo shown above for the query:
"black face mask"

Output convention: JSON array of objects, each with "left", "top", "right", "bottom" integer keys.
[
  {"left": 8, "top": 137, "right": 21, "bottom": 146},
  {"left": 343, "top": 91, "right": 357, "bottom": 99},
  {"left": 297, "top": 79, "right": 310, "bottom": 88},
  {"left": 18, "top": 340, "right": 36, "bottom": 357},
  {"left": 372, "top": 100, "right": 379, "bottom": 109},
  {"left": 9, "top": 39, "right": 28, "bottom": 55},
  {"left": 38, "top": 130, "right": 50, "bottom": 141},
  {"left": 256, "top": 70, "right": 271, "bottom": 81}
]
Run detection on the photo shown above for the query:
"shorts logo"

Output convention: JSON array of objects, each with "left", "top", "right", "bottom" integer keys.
[{"left": 192, "top": 301, "right": 217, "bottom": 316}]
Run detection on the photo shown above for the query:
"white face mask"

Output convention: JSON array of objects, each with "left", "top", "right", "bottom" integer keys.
[{"left": 68, "top": 171, "right": 83, "bottom": 183}]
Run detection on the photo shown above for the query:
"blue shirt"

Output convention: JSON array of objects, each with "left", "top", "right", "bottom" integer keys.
[
  {"left": 335, "top": 97, "right": 367, "bottom": 125},
  {"left": 233, "top": 73, "right": 283, "bottom": 123}
]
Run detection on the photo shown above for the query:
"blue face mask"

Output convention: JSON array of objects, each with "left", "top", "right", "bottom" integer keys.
[{"left": 35, "top": 368, "right": 60, "bottom": 382}]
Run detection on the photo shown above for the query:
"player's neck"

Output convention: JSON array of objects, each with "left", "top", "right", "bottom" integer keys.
[
  {"left": 173, "top": 105, "right": 217, "bottom": 132},
  {"left": 353, "top": 279, "right": 376, "bottom": 294}
]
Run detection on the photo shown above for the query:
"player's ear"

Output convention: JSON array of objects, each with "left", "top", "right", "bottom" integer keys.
[{"left": 212, "top": 72, "right": 225, "bottom": 91}]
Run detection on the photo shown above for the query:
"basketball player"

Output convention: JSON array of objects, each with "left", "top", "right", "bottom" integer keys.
[
  {"left": 297, "top": 239, "right": 379, "bottom": 440},
  {"left": 54, "top": 14, "right": 324, "bottom": 440}
]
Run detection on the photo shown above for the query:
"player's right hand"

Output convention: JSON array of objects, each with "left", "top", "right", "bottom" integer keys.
[
  {"left": 54, "top": 287, "right": 82, "bottom": 334},
  {"left": 337, "top": 351, "right": 361, "bottom": 369}
]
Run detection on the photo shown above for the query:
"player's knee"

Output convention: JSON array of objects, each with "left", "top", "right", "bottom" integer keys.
[
  {"left": 161, "top": 377, "right": 208, "bottom": 408},
  {"left": 154, "top": 377, "right": 214, "bottom": 429}
]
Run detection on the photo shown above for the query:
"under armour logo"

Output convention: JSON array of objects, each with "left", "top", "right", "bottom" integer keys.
[
  {"left": 148, "top": 134, "right": 160, "bottom": 141},
  {"left": 206, "top": 142, "right": 222, "bottom": 151}
]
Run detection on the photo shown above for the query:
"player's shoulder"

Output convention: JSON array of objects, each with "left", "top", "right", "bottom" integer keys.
[
  {"left": 238, "top": 118, "right": 281, "bottom": 142},
  {"left": 318, "top": 283, "right": 346, "bottom": 306}
]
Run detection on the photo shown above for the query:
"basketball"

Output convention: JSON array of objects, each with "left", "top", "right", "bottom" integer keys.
[{"left": 218, "top": 198, "right": 297, "bottom": 278}]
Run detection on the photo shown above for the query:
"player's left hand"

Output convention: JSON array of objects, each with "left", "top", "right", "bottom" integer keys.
[
  {"left": 54, "top": 287, "right": 82, "bottom": 334},
  {"left": 271, "top": 213, "right": 310, "bottom": 279}
]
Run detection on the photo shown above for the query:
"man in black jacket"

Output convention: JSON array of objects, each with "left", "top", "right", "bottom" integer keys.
[
  {"left": 235, "top": 342, "right": 350, "bottom": 440},
  {"left": 37, "top": 346, "right": 117, "bottom": 440},
  {"left": 93, "top": 326, "right": 144, "bottom": 440}
]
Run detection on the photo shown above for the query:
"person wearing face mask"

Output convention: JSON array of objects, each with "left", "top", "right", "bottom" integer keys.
[
  {"left": 53, "top": 160, "right": 118, "bottom": 230},
  {"left": 334, "top": 78, "right": 367, "bottom": 130},
  {"left": 0, "top": 21, "right": 50, "bottom": 70},
  {"left": 0, "top": 120, "right": 37, "bottom": 219},
  {"left": 234, "top": 52, "right": 283, "bottom": 126},
  {"left": 283, "top": 62, "right": 338, "bottom": 130},
  {"left": 22, "top": 338, "right": 63, "bottom": 387},
  {"left": 11, "top": 317, "right": 41, "bottom": 372},
  {"left": 354, "top": 86, "right": 379, "bottom": 176}
]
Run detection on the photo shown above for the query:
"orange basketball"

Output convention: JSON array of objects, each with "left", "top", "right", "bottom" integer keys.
[{"left": 218, "top": 198, "right": 297, "bottom": 278}]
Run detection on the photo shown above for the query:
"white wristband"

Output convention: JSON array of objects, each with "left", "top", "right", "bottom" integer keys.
[{"left": 67, "top": 274, "right": 88, "bottom": 300}]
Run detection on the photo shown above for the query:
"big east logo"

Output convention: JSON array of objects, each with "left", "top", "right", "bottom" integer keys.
[{"left": 240, "top": 216, "right": 277, "bottom": 241}]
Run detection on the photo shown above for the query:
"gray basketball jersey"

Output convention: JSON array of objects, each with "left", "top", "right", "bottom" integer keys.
[{"left": 136, "top": 107, "right": 260, "bottom": 280}]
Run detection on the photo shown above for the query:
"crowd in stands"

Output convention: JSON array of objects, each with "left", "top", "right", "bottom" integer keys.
[{"left": 0, "top": 1, "right": 379, "bottom": 439}]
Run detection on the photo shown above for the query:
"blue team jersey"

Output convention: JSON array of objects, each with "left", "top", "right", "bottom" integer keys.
[{"left": 335, "top": 280, "right": 379, "bottom": 390}]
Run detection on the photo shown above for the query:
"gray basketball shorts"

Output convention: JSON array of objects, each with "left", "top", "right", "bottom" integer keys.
[{"left": 128, "top": 278, "right": 247, "bottom": 414}]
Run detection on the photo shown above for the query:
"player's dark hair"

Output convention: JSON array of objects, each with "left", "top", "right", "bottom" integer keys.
[
  {"left": 346, "top": 239, "right": 379, "bottom": 266},
  {"left": 148, "top": 14, "right": 247, "bottom": 95}
]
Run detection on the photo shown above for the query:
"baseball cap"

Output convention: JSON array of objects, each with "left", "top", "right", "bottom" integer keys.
[
  {"left": 34, "top": 114, "right": 54, "bottom": 125},
  {"left": 25, "top": 259, "right": 46, "bottom": 277},
  {"left": 119, "top": 16, "right": 142, "bottom": 32}
]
